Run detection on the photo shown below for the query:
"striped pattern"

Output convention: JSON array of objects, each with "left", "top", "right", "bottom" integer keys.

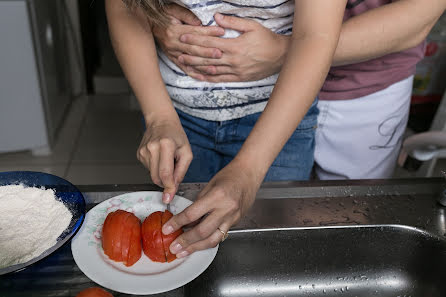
[{"left": 159, "top": 0, "right": 295, "bottom": 121}]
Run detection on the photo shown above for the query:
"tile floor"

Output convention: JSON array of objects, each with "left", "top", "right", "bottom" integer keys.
[
  {"left": 0, "top": 95, "right": 444, "bottom": 185},
  {"left": 0, "top": 95, "right": 150, "bottom": 185}
]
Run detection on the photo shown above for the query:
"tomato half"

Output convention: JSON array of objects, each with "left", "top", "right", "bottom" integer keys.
[
  {"left": 126, "top": 214, "right": 142, "bottom": 266},
  {"left": 75, "top": 287, "right": 113, "bottom": 297},
  {"left": 142, "top": 211, "right": 165, "bottom": 262},
  {"left": 142, "top": 210, "right": 183, "bottom": 263},
  {"left": 161, "top": 210, "right": 183, "bottom": 262},
  {"left": 101, "top": 210, "right": 142, "bottom": 266}
]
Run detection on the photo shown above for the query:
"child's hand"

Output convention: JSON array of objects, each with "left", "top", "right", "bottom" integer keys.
[{"left": 137, "top": 120, "right": 192, "bottom": 202}]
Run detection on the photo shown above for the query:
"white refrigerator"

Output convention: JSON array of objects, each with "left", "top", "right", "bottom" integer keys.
[{"left": 0, "top": 0, "right": 74, "bottom": 155}]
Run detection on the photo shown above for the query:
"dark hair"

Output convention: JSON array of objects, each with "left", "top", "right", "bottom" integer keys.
[{"left": 122, "top": 0, "right": 169, "bottom": 26}]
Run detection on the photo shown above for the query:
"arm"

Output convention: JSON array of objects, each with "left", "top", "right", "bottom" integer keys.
[
  {"left": 155, "top": 0, "right": 446, "bottom": 81},
  {"left": 105, "top": 0, "right": 192, "bottom": 200},
  {"left": 333, "top": 0, "right": 446, "bottom": 66},
  {"left": 162, "top": 0, "right": 347, "bottom": 257}
]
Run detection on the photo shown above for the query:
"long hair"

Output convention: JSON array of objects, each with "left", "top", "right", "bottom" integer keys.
[{"left": 123, "top": 0, "right": 169, "bottom": 26}]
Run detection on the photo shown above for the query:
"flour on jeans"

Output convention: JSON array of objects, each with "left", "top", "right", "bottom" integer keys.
[{"left": 0, "top": 185, "right": 72, "bottom": 268}]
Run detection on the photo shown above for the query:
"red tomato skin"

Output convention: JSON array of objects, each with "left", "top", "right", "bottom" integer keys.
[
  {"left": 142, "top": 211, "right": 166, "bottom": 262},
  {"left": 101, "top": 212, "right": 115, "bottom": 257},
  {"left": 126, "top": 215, "right": 142, "bottom": 266},
  {"left": 120, "top": 213, "right": 133, "bottom": 264},
  {"left": 111, "top": 210, "right": 130, "bottom": 261},
  {"left": 161, "top": 210, "right": 183, "bottom": 262},
  {"left": 75, "top": 287, "right": 113, "bottom": 297},
  {"left": 102, "top": 210, "right": 141, "bottom": 266}
]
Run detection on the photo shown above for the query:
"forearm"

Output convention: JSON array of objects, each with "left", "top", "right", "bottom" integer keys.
[
  {"left": 105, "top": 0, "right": 177, "bottom": 125},
  {"left": 234, "top": 37, "right": 335, "bottom": 180},
  {"left": 233, "top": 0, "right": 344, "bottom": 180},
  {"left": 273, "top": 0, "right": 444, "bottom": 68},
  {"left": 332, "top": 0, "right": 446, "bottom": 66}
]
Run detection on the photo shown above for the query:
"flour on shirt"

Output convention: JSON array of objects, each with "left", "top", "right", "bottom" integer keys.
[{"left": 0, "top": 185, "right": 72, "bottom": 268}]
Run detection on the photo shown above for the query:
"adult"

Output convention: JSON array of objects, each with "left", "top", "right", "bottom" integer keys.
[{"left": 153, "top": 0, "right": 446, "bottom": 179}]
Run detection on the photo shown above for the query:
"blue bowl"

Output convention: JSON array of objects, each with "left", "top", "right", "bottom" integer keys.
[{"left": 0, "top": 171, "right": 86, "bottom": 275}]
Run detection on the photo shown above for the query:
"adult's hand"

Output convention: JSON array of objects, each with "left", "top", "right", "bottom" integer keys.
[
  {"left": 137, "top": 119, "right": 193, "bottom": 204},
  {"left": 152, "top": 4, "right": 225, "bottom": 74},
  {"left": 178, "top": 13, "right": 290, "bottom": 82},
  {"left": 161, "top": 160, "right": 261, "bottom": 258}
]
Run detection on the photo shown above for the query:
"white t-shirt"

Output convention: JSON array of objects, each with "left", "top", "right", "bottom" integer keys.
[{"left": 159, "top": 0, "right": 295, "bottom": 121}]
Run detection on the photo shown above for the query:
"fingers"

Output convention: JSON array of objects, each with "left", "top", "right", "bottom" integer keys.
[
  {"left": 174, "top": 229, "right": 223, "bottom": 258},
  {"left": 181, "top": 230, "right": 223, "bottom": 254},
  {"left": 138, "top": 135, "right": 192, "bottom": 201},
  {"left": 178, "top": 54, "right": 227, "bottom": 66},
  {"left": 186, "top": 25, "right": 225, "bottom": 37},
  {"left": 214, "top": 13, "right": 258, "bottom": 32},
  {"left": 173, "top": 146, "right": 193, "bottom": 188},
  {"left": 165, "top": 3, "right": 201, "bottom": 26},
  {"left": 165, "top": 55, "right": 191, "bottom": 75},
  {"left": 153, "top": 21, "right": 224, "bottom": 61},
  {"left": 146, "top": 143, "right": 161, "bottom": 186},
  {"left": 184, "top": 69, "right": 206, "bottom": 81},
  {"left": 180, "top": 33, "right": 229, "bottom": 51},
  {"left": 181, "top": 222, "right": 231, "bottom": 256},
  {"left": 162, "top": 183, "right": 240, "bottom": 257},
  {"left": 178, "top": 43, "right": 222, "bottom": 59},
  {"left": 159, "top": 139, "right": 176, "bottom": 200},
  {"left": 165, "top": 50, "right": 184, "bottom": 59},
  {"left": 168, "top": 212, "right": 224, "bottom": 257},
  {"left": 162, "top": 201, "right": 209, "bottom": 235}
]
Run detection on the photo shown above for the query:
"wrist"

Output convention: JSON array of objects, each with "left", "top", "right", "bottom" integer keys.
[
  {"left": 231, "top": 155, "right": 269, "bottom": 187},
  {"left": 143, "top": 108, "right": 179, "bottom": 128}
]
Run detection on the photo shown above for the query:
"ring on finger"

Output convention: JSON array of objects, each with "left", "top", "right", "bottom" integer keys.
[{"left": 217, "top": 227, "right": 229, "bottom": 242}]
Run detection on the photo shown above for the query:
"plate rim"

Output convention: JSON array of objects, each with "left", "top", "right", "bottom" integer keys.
[{"left": 71, "top": 191, "right": 218, "bottom": 295}]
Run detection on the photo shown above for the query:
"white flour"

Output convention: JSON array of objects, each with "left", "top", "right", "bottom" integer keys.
[{"left": 0, "top": 184, "right": 72, "bottom": 269}]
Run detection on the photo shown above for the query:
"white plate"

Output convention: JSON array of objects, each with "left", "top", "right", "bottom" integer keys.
[{"left": 71, "top": 191, "right": 218, "bottom": 295}]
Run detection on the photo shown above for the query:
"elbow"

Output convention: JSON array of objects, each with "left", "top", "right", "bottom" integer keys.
[
  {"left": 398, "top": 17, "right": 439, "bottom": 52},
  {"left": 408, "top": 24, "right": 435, "bottom": 49}
]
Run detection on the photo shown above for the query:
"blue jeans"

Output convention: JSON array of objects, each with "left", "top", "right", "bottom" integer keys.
[{"left": 178, "top": 99, "right": 318, "bottom": 182}]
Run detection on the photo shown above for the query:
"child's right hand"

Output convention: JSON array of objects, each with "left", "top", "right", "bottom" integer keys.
[{"left": 137, "top": 120, "right": 192, "bottom": 203}]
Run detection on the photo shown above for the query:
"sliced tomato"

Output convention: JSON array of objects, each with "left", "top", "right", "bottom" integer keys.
[
  {"left": 141, "top": 210, "right": 184, "bottom": 263},
  {"left": 110, "top": 210, "right": 124, "bottom": 261},
  {"left": 115, "top": 210, "right": 131, "bottom": 261},
  {"left": 142, "top": 211, "right": 166, "bottom": 262},
  {"left": 161, "top": 210, "right": 183, "bottom": 262},
  {"left": 126, "top": 215, "right": 142, "bottom": 266},
  {"left": 75, "top": 287, "right": 113, "bottom": 297},
  {"left": 101, "top": 211, "right": 115, "bottom": 257},
  {"left": 120, "top": 213, "right": 133, "bottom": 263},
  {"left": 102, "top": 210, "right": 141, "bottom": 266}
]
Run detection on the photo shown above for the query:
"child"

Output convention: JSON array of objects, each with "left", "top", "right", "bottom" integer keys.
[{"left": 105, "top": 0, "right": 346, "bottom": 257}]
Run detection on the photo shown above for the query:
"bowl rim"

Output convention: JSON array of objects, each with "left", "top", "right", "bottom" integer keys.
[{"left": 0, "top": 171, "right": 86, "bottom": 275}]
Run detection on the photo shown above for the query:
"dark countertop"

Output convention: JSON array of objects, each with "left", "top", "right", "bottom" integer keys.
[{"left": 1, "top": 178, "right": 445, "bottom": 297}]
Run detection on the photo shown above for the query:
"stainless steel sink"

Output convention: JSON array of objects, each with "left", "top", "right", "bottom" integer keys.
[
  {"left": 187, "top": 225, "right": 446, "bottom": 297},
  {"left": 2, "top": 179, "right": 445, "bottom": 297}
]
